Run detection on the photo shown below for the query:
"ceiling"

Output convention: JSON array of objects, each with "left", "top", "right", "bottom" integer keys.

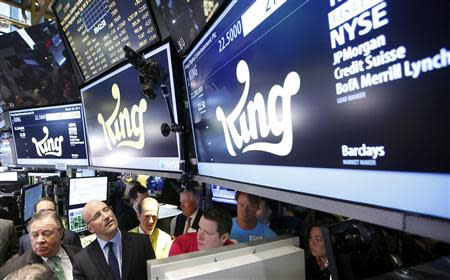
[{"left": 0, "top": 0, "right": 54, "bottom": 29}]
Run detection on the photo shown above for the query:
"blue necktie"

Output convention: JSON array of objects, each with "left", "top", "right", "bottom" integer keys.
[{"left": 107, "top": 242, "right": 121, "bottom": 280}]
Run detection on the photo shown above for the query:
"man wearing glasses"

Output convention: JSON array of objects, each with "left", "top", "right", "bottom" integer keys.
[
  {"left": 72, "top": 200, "right": 155, "bottom": 280},
  {"left": 0, "top": 210, "right": 81, "bottom": 279}
]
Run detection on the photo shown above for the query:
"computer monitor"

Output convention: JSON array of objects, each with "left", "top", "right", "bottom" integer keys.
[
  {"left": 74, "top": 169, "right": 96, "bottom": 178},
  {"left": 27, "top": 172, "right": 60, "bottom": 184},
  {"left": 210, "top": 184, "right": 236, "bottom": 205},
  {"left": 150, "top": 0, "right": 226, "bottom": 55},
  {"left": 0, "top": 172, "right": 18, "bottom": 182},
  {"left": 81, "top": 42, "right": 181, "bottom": 172},
  {"left": 27, "top": 172, "right": 60, "bottom": 179},
  {"left": 9, "top": 103, "right": 89, "bottom": 167},
  {"left": 0, "top": 20, "right": 79, "bottom": 111},
  {"left": 322, "top": 220, "right": 393, "bottom": 280},
  {"left": 22, "top": 183, "right": 43, "bottom": 222},
  {"left": 68, "top": 207, "right": 87, "bottom": 233},
  {"left": 52, "top": 0, "right": 160, "bottom": 82},
  {"left": 183, "top": 1, "right": 450, "bottom": 220},
  {"left": 148, "top": 235, "right": 304, "bottom": 279},
  {"left": 69, "top": 176, "right": 108, "bottom": 206},
  {"left": 147, "top": 176, "right": 164, "bottom": 195}
]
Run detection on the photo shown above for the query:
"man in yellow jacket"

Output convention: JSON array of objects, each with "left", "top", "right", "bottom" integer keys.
[{"left": 129, "top": 197, "right": 172, "bottom": 259}]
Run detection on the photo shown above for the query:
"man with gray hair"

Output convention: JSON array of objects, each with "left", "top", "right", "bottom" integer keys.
[
  {"left": 0, "top": 211, "right": 81, "bottom": 279},
  {"left": 171, "top": 188, "right": 202, "bottom": 237}
]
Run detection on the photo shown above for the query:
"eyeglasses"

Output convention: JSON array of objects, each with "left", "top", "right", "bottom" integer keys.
[{"left": 86, "top": 206, "right": 112, "bottom": 225}]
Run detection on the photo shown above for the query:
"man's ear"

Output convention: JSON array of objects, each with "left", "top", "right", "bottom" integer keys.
[
  {"left": 87, "top": 224, "right": 95, "bottom": 234},
  {"left": 220, "top": 233, "right": 229, "bottom": 245}
]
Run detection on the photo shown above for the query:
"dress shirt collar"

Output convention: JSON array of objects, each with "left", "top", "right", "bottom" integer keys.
[{"left": 97, "top": 230, "right": 122, "bottom": 249}]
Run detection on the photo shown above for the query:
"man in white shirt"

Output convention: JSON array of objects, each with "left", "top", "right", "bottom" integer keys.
[{"left": 0, "top": 210, "right": 81, "bottom": 279}]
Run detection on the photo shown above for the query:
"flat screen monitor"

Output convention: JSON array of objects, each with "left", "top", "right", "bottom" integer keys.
[
  {"left": 148, "top": 235, "right": 304, "bottom": 279},
  {"left": 0, "top": 171, "right": 18, "bottom": 182},
  {"left": 210, "top": 184, "right": 236, "bottom": 205},
  {"left": 322, "top": 220, "right": 393, "bottom": 280},
  {"left": 52, "top": 0, "right": 160, "bottom": 82},
  {"left": 9, "top": 103, "right": 89, "bottom": 167},
  {"left": 22, "top": 183, "right": 43, "bottom": 222},
  {"left": 28, "top": 172, "right": 60, "bottom": 179},
  {"left": 183, "top": 1, "right": 450, "bottom": 220},
  {"left": 81, "top": 42, "right": 181, "bottom": 172},
  {"left": 150, "top": 0, "right": 226, "bottom": 55},
  {"left": 69, "top": 176, "right": 108, "bottom": 206},
  {"left": 147, "top": 176, "right": 164, "bottom": 195},
  {"left": 27, "top": 172, "right": 60, "bottom": 184},
  {"left": 68, "top": 207, "right": 88, "bottom": 233},
  {"left": 0, "top": 20, "right": 79, "bottom": 111},
  {"left": 75, "top": 169, "right": 96, "bottom": 177}
]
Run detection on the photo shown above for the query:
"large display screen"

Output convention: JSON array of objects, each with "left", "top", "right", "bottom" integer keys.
[
  {"left": 52, "top": 0, "right": 160, "bottom": 82},
  {"left": 0, "top": 21, "right": 79, "bottom": 111},
  {"left": 151, "top": 0, "right": 226, "bottom": 55},
  {"left": 81, "top": 43, "right": 181, "bottom": 172},
  {"left": 69, "top": 176, "right": 108, "bottom": 206},
  {"left": 184, "top": 1, "right": 450, "bottom": 219},
  {"left": 9, "top": 103, "right": 89, "bottom": 166}
]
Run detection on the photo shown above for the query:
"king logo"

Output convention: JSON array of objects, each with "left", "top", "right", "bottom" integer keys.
[
  {"left": 98, "top": 83, "right": 147, "bottom": 150},
  {"left": 31, "top": 126, "right": 63, "bottom": 157},
  {"left": 216, "top": 60, "right": 301, "bottom": 156}
]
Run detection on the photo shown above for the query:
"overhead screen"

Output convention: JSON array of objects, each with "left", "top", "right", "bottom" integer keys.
[
  {"left": 81, "top": 43, "right": 181, "bottom": 172},
  {"left": 183, "top": 1, "right": 450, "bottom": 219},
  {"left": 151, "top": 0, "right": 226, "bottom": 55},
  {"left": 9, "top": 103, "right": 89, "bottom": 166},
  {"left": 52, "top": 0, "right": 160, "bottom": 82},
  {"left": 0, "top": 20, "right": 79, "bottom": 111}
]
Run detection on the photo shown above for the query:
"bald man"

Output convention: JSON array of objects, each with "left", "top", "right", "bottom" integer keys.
[
  {"left": 129, "top": 197, "right": 172, "bottom": 259},
  {"left": 72, "top": 200, "right": 155, "bottom": 280}
]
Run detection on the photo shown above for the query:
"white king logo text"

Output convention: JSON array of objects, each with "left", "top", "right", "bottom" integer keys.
[
  {"left": 31, "top": 126, "right": 64, "bottom": 157},
  {"left": 216, "top": 60, "right": 301, "bottom": 156},
  {"left": 97, "top": 83, "right": 147, "bottom": 150}
]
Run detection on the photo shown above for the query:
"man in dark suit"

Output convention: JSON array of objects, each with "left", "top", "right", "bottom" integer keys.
[
  {"left": 0, "top": 210, "right": 81, "bottom": 279},
  {"left": 19, "top": 197, "right": 82, "bottom": 255},
  {"left": 170, "top": 188, "right": 203, "bottom": 237},
  {"left": 72, "top": 200, "right": 155, "bottom": 280}
]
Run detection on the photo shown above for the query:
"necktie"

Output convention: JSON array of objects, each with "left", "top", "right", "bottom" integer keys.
[
  {"left": 47, "top": 256, "right": 66, "bottom": 280},
  {"left": 107, "top": 242, "right": 121, "bottom": 280},
  {"left": 183, "top": 216, "right": 192, "bottom": 234}
]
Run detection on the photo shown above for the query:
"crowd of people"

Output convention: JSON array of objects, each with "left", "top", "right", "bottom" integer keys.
[{"left": 0, "top": 181, "right": 311, "bottom": 279}]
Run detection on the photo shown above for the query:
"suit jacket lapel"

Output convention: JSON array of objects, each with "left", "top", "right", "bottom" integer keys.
[
  {"left": 121, "top": 232, "right": 131, "bottom": 280},
  {"left": 88, "top": 240, "right": 113, "bottom": 279},
  {"left": 26, "top": 251, "right": 43, "bottom": 264}
]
